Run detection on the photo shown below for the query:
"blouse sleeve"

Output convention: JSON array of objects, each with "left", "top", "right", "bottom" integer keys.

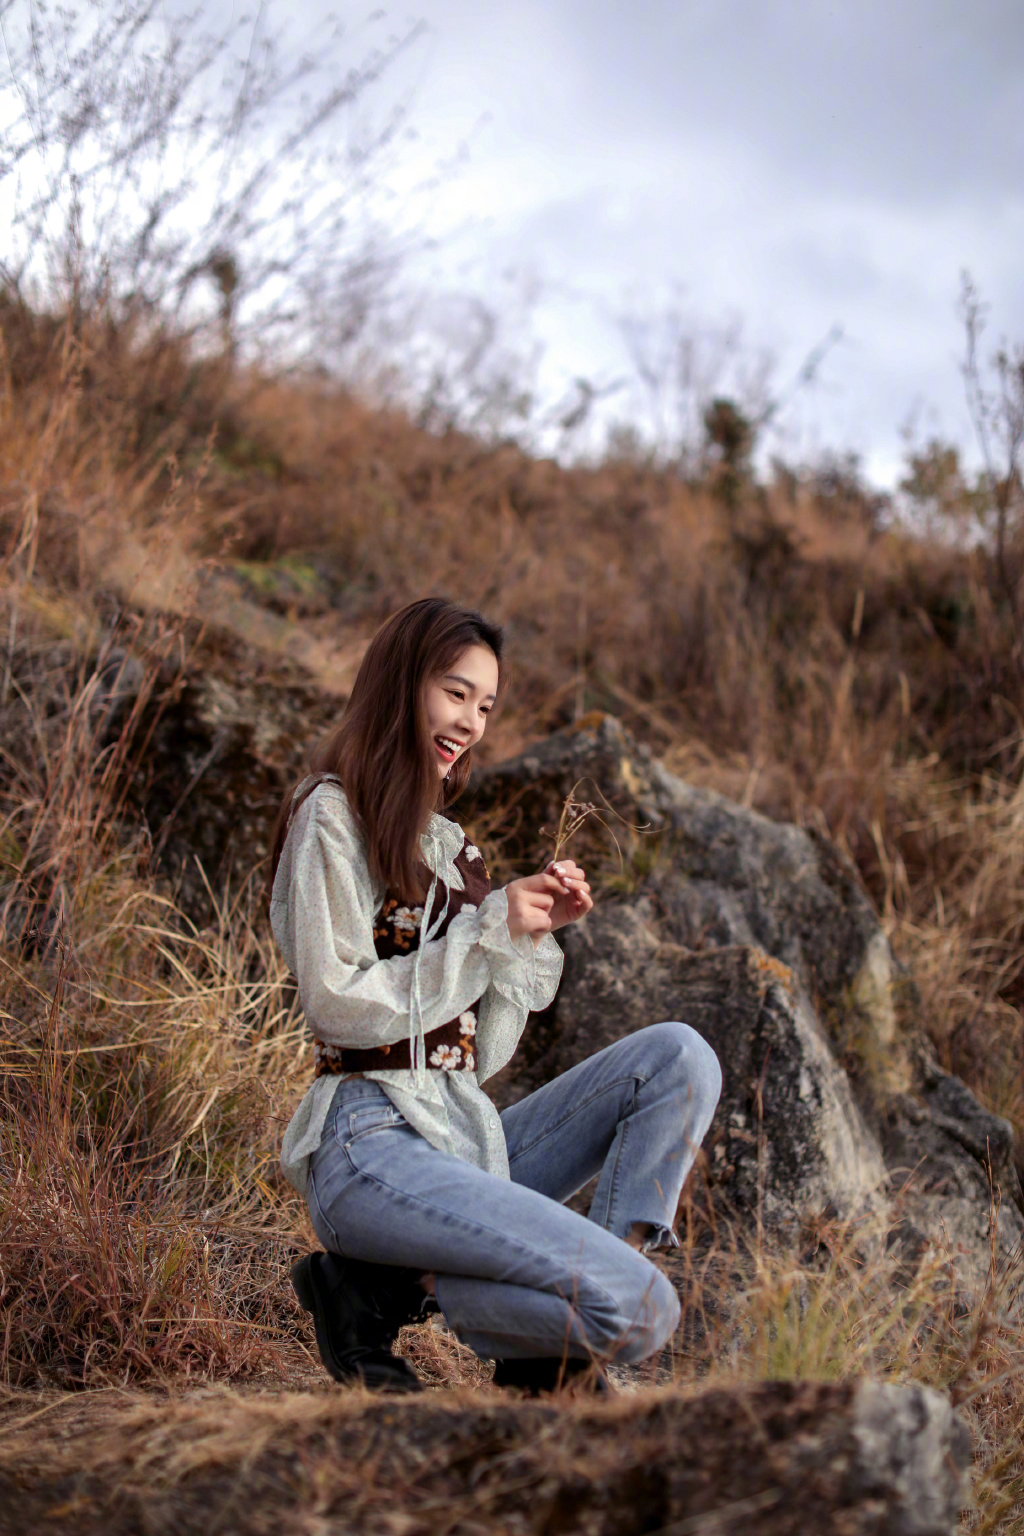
[
  {"left": 472, "top": 931, "right": 564, "bottom": 1084},
  {"left": 270, "top": 784, "right": 529, "bottom": 1049}
]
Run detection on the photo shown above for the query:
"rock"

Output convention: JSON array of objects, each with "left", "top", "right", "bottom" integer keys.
[
  {"left": 465, "top": 712, "right": 899, "bottom": 1064},
  {"left": 885, "top": 1059, "right": 1018, "bottom": 1205},
  {"left": 0, "top": 1379, "right": 970, "bottom": 1536},
  {"left": 492, "top": 900, "right": 889, "bottom": 1230},
  {"left": 0, "top": 616, "right": 339, "bottom": 927},
  {"left": 884, "top": 1060, "right": 1024, "bottom": 1302},
  {"left": 887, "top": 1195, "right": 1024, "bottom": 1308},
  {"left": 129, "top": 629, "right": 338, "bottom": 920},
  {"left": 466, "top": 713, "right": 1021, "bottom": 1272},
  {"left": 844, "top": 1380, "right": 971, "bottom": 1535}
]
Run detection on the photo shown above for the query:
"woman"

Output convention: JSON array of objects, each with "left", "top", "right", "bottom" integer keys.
[{"left": 270, "top": 597, "right": 721, "bottom": 1394}]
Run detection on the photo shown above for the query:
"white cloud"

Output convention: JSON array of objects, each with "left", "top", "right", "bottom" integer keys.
[{"left": 148, "top": 0, "right": 1024, "bottom": 482}]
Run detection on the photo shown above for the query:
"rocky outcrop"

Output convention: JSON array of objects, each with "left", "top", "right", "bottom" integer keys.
[
  {"left": 80, "top": 630, "right": 1022, "bottom": 1289},
  {"left": 129, "top": 629, "right": 338, "bottom": 919},
  {"left": 0, "top": 1379, "right": 970, "bottom": 1536},
  {"left": 466, "top": 711, "right": 898, "bottom": 1056},
  {"left": 464, "top": 713, "right": 1023, "bottom": 1281},
  {"left": 500, "top": 903, "right": 889, "bottom": 1230}
]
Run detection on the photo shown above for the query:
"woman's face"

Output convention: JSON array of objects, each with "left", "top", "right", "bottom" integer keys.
[{"left": 423, "top": 643, "right": 500, "bottom": 777}]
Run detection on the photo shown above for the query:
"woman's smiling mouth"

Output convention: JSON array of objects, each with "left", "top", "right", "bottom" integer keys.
[{"left": 434, "top": 735, "right": 465, "bottom": 763}]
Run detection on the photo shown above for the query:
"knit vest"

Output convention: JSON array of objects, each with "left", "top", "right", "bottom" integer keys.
[{"left": 313, "top": 826, "right": 492, "bottom": 1078}]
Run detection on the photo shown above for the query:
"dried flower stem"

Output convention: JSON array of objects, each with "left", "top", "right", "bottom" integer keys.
[{"left": 539, "top": 777, "right": 651, "bottom": 871}]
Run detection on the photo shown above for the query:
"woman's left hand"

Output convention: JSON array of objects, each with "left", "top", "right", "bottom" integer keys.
[{"left": 544, "top": 859, "right": 593, "bottom": 932}]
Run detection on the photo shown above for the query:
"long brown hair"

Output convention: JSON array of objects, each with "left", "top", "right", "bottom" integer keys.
[{"left": 269, "top": 598, "right": 505, "bottom": 902}]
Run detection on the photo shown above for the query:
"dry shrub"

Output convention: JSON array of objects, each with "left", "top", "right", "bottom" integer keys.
[
  {"left": 671, "top": 1212, "right": 1024, "bottom": 1534},
  {"left": 0, "top": 510, "right": 314, "bottom": 1384},
  {"left": 0, "top": 814, "right": 312, "bottom": 1386}
]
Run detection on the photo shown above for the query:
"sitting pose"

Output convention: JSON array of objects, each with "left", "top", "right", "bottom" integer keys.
[{"left": 270, "top": 597, "right": 721, "bottom": 1393}]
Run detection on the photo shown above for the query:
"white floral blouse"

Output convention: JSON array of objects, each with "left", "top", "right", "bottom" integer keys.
[{"left": 270, "top": 779, "right": 564, "bottom": 1194}]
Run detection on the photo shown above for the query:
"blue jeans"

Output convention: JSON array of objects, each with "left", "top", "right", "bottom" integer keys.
[{"left": 307, "top": 1021, "right": 722, "bottom": 1363}]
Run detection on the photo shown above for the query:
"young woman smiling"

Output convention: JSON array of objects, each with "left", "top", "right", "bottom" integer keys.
[{"left": 270, "top": 598, "right": 721, "bottom": 1393}]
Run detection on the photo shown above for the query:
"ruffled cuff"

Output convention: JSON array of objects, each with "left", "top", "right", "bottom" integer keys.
[
  {"left": 471, "top": 889, "right": 564, "bottom": 1009},
  {"left": 474, "top": 887, "right": 536, "bottom": 1005},
  {"left": 528, "top": 931, "right": 563, "bottom": 1012}
]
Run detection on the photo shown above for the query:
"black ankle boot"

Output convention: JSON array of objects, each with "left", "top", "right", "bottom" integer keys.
[
  {"left": 291, "top": 1251, "right": 428, "bottom": 1392},
  {"left": 492, "top": 1356, "right": 611, "bottom": 1396}
]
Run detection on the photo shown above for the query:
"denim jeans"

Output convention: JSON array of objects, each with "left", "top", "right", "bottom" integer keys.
[{"left": 307, "top": 1021, "right": 722, "bottom": 1363}]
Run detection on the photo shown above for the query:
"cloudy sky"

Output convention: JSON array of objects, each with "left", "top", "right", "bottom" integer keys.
[
  {"left": 357, "top": 0, "right": 1022, "bottom": 483},
  {"left": 22, "top": 0, "right": 1016, "bottom": 484}
]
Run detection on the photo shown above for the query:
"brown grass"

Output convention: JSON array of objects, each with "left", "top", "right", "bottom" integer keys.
[{"left": 3, "top": 303, "right": 1024, "bottom": 1526}]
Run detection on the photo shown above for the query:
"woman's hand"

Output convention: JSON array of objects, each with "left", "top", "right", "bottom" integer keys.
[
  {"left": 504, "top": 860, "right": 593, "bottom": 945},
  {"left": 545, "top": 859, "right": 593, "bottom": 932}
]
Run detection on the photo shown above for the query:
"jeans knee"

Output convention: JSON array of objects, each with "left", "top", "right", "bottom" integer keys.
[
  {"left": 648, "top": 1021, "right": 722, "bottom": 1115},
  {"left": 607, "top": 1265, "right": 681, "bottom": 1364},
  {"left": 579, "top": 1262, "right": 680, "bottom": 1364}
]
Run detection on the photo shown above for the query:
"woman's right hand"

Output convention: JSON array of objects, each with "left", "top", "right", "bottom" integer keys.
[{"left": 504, "top": 872, "right": 566, "bottom": 944}]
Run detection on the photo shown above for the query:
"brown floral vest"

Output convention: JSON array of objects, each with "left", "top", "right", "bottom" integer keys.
[{"left": 312, "top": 826, "right": 492, "bottom": 1078}]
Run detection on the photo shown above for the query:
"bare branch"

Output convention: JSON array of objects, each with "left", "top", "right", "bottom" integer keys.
[{"left": 0, "top": 0, "right": 429, "bottom": 360}]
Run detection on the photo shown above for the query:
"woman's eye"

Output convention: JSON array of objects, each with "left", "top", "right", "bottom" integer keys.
[{"left": 447, "top": 690, "right": 465, "bottom": 701}]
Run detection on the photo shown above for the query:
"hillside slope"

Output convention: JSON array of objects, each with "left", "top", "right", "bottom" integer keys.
[{"left": 2, "top": 306, "right": 1024, "bottom": 1528}]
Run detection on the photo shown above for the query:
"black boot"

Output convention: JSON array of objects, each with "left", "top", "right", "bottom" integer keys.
[
  {"left": 492, "top": 1355, "right": 611, "bottom": 1396},
  {"left": 291, "top": 1250, "right": 429, "bottom": 1392}
]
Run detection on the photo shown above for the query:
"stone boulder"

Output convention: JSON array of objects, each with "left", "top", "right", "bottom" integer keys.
[
  {"left": 128, "top": 627, "right": 337, "bottom": 920},
  {"left": 465, "top": 711, "right": 897, "bottom": 1052},
  {"left": 464, "top": 713, "right": 1022, "bottom": 1275},
  {"left": 502, "top": 902, "right": 890, "bottom": 1230},
  {"left": 883, "top": 1059, "right": 1023, "bottom": 1301}
]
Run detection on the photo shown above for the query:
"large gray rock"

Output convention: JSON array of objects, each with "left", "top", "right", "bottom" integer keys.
[
  {"left": 494, "top": 900, "right": 889, "bottom": 1230},
  {"left": 466, "top": 713, "right": 1022, "bottom": 1273},
  {"left": 129, "top": 629, "right": 337, "bottom": 920},
  {"left": 884, "top": 1059, "right": 1018, "bottom": 1206},
  {"left": 467, "top": 711, "right": 897, "bottom": 1051},
  {"left": 843, "top": 1379, "right": 971, "bottom": 1535},
  {"left": 884, "top": 1061, "right": 1023, "bottom": 1302},
  {"left": 1, "top": 623, "right": 340, "bottom": 926}
]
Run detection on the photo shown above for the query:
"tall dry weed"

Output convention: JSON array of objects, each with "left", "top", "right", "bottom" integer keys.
[{"left": 0, "top": 518, "right": 312, "bottom": 1385}]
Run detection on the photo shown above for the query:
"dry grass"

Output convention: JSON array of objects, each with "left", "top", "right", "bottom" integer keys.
[
  {"left": 0, "top": 588, "right": 314, "bottom": 1388},
  {"left": 0, "top": 1374, "right": 963, "bottom": 1536},
  {"left": 0, "top": 1219, "right": 1021, "bottom": 1532},
  {"left": 4, "top": 303, "right": 1024, "bottom": 1525}
]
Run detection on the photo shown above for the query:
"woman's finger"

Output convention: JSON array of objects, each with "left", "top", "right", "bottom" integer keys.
[{"left": 548, "top": 860, "right": 585, "bottom": 886}]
